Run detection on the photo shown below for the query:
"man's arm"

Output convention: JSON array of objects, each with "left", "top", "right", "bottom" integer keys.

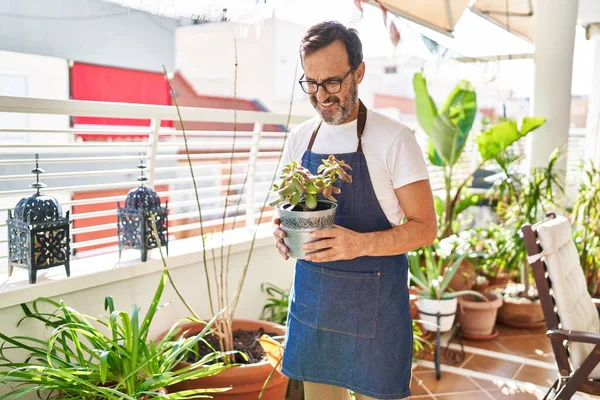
[
  {"left": 362, "top": 179, "right": 437, "bottom": 256},
  {"left": 303, "top": 179, "right": 437, "bottom": 262}
]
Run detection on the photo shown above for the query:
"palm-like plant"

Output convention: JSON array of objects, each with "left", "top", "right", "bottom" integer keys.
[
  {"left": 495, "top": 148, "right": 565, "bottom": 297},
  {"left": 570, "top": 161, "right": 600, "bottom": 295},
  {"left": 413, "top": 72, "right": 546, "bottom": 237},
  {"left": 0, "top": 268, "right": 235, "bottom": 399}
]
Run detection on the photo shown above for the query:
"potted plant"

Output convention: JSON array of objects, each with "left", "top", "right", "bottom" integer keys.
[
  {"left": 269, "top": 155, "right": 352, "bottom": 259},
  {"left": 0, "top": 268, "right": 233, "bottom": 399},
  {"left": 154, "top": 61, "right": 292, "bottom": 399},
  {"left": 437, "top": 230, "right": 480, "bottom": 292},
  {"left": 409, "top": 246, "right": 486, "bottom": 333},
  {"left": 570, "top": 161, "right": 600, "bottom": 296},
  {"left": 412, "top": 72, "right": 546, "bottom": 238},
  {"left": 429, "top": 228, "right": 503, "bottom": 340},
  {"left": 489, "top": 148, "right": 565, "bottom": 328}
]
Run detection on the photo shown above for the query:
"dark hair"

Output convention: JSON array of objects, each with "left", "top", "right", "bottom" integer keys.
[{"left": 299, "top": 21, "right": 363, "bottom": 69}]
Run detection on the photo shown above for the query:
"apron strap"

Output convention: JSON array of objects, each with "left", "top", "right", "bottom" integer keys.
[
  {"left": 356, "top": 100, "right": 367, "bottom": 153},
  {"left": 307, "top": 100, "right": 368, "bottom": 153}
]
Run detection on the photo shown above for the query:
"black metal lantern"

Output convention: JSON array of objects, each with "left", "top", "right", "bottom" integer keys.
[
  {"left": 117, "top": 158, "right": 168, "bottom": 262},
  {"left": 6, "top": 154, "right": 71, "bottom": 284}
]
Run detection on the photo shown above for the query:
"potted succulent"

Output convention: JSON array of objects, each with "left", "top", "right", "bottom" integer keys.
[
  {"left": 409, "top": 246, "right": 486, "bottom": 333},
  {"left": 269, "top": 155, "right": 352, "bottom": 259}
]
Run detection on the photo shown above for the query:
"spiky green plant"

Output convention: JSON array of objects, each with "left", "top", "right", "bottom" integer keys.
[
  {"left": 0, "top": 267, "right": 236, "bottom": 399},
  {"left": 408, "top": 247, "right": 485, "bottom": 300}
]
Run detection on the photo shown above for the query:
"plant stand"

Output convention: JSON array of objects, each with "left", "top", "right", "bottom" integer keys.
[{"left": 418, "top": 310, "right": 465, "bottom": 380}]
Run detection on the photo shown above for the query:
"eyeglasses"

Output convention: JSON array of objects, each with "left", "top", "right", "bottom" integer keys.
[{"left": 298, "top": 68, "right": 355, "bottom": 95}]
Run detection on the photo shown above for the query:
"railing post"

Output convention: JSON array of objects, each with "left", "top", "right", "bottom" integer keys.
[
  {"left": 146, "top": 118, "right": 161, "bottom": 188},
  {"left": 246, "top": 123, "right": 263, "bottom": 234}
]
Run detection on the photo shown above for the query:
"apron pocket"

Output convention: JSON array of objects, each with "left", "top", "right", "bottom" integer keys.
[{"left": 290, "top": 261, "right": 380, "bottom": 339}]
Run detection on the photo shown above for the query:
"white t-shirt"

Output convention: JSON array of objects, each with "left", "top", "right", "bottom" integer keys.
[{"left": 280, "top": 108, "right": 430, "bottom": 226}]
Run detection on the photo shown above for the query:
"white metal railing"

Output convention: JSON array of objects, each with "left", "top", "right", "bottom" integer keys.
[
  {"left": 1, "top": 95, "right": 590, "bottom": 275},
  {"left": 0, "top": 95, "right": 312, "bottom": 273}
]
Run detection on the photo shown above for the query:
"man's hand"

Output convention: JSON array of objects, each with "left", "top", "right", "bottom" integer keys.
[
  {"left": 303, "top": 225, "right": 365, "bottom": 262},
  {"left": 273, "top": 217, "right": 290, "bottom": 260}
]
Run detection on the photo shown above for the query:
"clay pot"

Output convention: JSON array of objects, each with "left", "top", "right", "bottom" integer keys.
[
  {"left": 163, "top": 319, "right": 288, "bottom": 400},
  {"left": 448, "top": 260, "right": 477, "bottom": 292},
  {"left": 488, "top": 273, "right": 510, "bottom": 288},
  {"left": 457, "top": 292, "right": 503, "bottom": 339},
  {"left": 409, "top": 287, "right": 420, "bottom": 319},
  {"left": 496, "top": 296, "right": 545, "bottom": 328}
]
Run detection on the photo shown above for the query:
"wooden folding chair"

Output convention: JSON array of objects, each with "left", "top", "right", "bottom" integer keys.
[{"left": 522, "top": 213, "right": 600, "bottom": 399}]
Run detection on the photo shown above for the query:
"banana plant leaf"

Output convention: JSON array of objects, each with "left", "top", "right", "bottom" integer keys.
[
  {"left": 413, "top": 72, "right": 437, "bottom": 136},
  {"left": 428, "top": 139, "right": 444, "bottom": 167},
  {"left": 454, "top": 193, "right": 483, "bottom": 217},
  {"left": 438, "top": 79, "right": 477, "bottom": 140},
  {"left": 413, "top": 73, "right": 477, "bottom": 167},
  {"left": 477, "top": 117, "right": 546, "bottom": 161}
]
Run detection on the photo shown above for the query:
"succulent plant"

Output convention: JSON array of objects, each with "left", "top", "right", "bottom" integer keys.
[{"left": 270, "top": 155, "right": 352, "bottom": 211}]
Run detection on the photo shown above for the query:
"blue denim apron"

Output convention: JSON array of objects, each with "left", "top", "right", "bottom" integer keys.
[{"left": 282, "top": 101, "right": 412, "bottom": 399}]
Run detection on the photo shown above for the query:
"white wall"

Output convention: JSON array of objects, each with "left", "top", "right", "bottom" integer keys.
[
  {"left": 0, "top": 51, "right": 70, "bottom": 144},
  {"left": 0, "top": 0, "right": 176, "bottom": 73},
  {"left": 361, "top": 54, "right": 529, "bottom": 114},
  {"left": 176, "top": 18, "right": 316, "bottom": 116},
  {"left": 0, "top": 241, "right": 294, "bottom": 398}
]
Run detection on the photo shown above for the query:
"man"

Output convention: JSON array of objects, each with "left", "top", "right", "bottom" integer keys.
[{"left": 273, "top": 21, "right": 437, "bottom": 400}]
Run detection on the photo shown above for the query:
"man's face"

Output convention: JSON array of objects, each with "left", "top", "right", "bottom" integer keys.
[{"left": 302, "top": 40, "right": 364, "bottom": 125}]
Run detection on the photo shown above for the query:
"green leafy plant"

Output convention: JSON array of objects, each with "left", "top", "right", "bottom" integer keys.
[
  {"left": 413, "top": 72, "right": 546, "bottom": 237},
  {"left": 269, "top": 155, "right": 352, "bottom": 211},
  {"left": 571, "top": 161, "right": 600, "bottom": 295},
  {"left": 259, "top": 283, "right": 290, "bottom": 326},
  {"left": 463, "top": 224, "right": 513, "bottom": 280},
  {"left": 408, "top": 246, "right": 485, "bottom": 300},
  {"left": 0, "top": 268, "right": 235, "bottom": 399},
  {"left": 494, "top": 148, "right": 565, "bottom": 298}
]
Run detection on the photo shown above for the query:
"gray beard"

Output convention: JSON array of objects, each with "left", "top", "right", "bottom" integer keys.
[{"left": 311, "top": 84, "right": 358, "bottom": 125}]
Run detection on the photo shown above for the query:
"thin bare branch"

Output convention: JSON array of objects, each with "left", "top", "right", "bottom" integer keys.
[
  {"left": 230, "top": 60, "right": 299, "bottom": 317},
  {"left": 162, "top": 65, "right": 215, "bottom": 317}
]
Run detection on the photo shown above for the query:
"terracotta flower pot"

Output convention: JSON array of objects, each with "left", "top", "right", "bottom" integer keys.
[
  {"left": 488, "top": 272, "right": 510, "bottom": 288},
  {"left": 457, "top": 292, "right": 503, "bottom": 339},
  {"left": 409, "top": 287, "right": 420, "bottom": 319},
  {"left": 496, "top": 296, "right": 545, "bottom": 328},
  {"left": 163, "top": 319, "right": 288, "bottom": 400},
  {"left": 448, "top": 260, "right": 477, "bottom": 292}
]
